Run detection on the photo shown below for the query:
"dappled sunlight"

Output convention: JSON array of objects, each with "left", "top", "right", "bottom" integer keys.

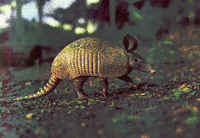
[
  {"left": 74, "top": 27, "right": 86, "bottom": 34},
  {"left": 0, "top": 4, "right": 12, "bottom": 28},
  {"left": 0, "top": 0, "right": 99, "bottom": 34},
  {"left": 22, "top": 1, "right": 38, "bottom": 21},
  {"left": 86, "top": 0, "right": 100, "bottom": 5},
  {"left": 78, "top": 18, "right": 86, "bottom": 24},
  {"left": 43, "top": 0, "right": 76, "bottom": 14},
  {"left": 74, "top": 20, "right": 98, "bottom": 34},
  {"left": 87, "top": 20, "right": 98, "bottom": 34},
  {"left": 63, "top": 24, "right": 73, "bottom": 31},
  {"left": 43, "top": 17, "right": 60, "bottom": 27}
]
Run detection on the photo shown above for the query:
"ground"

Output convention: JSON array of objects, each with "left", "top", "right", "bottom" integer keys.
[
  {"left": 0, "top": 59, "right": 200, "bottom": 138},
  {"left": 1, "top": 25, "right": 200, "bottom": 138}
]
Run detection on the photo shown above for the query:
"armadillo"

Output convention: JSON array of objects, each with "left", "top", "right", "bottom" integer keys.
[{"left": 14, "top": 36, "right": 155, "bottom": 101}]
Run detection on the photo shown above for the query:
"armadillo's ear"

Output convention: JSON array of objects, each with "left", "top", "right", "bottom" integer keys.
[{"left": 123, "top": 34, "right": 138, "bottom": 52}]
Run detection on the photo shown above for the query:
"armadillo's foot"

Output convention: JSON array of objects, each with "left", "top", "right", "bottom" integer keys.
[
  {"left": 99, "top": 78, "right": 109, "bottom": 97},
  {"left": 101, "top": 88, "right": 109, "bottom": 97},
  {"left": 102, "top": 92, "right": 109, "bottom": 97},
  {"left": 76, "top": 91, "right": 88, "bottom": 99}
]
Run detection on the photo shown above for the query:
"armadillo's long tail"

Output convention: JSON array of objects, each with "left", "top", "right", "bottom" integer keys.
[{"left": 14, "top": 75, "right": 60, "bottom": 101}]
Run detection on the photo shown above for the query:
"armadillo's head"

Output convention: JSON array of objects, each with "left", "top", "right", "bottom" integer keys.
[{"left": 128, "top": 52, "right": 155, "bottom": 73}]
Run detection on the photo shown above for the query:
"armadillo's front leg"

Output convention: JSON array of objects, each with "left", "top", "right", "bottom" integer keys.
[
  {"left": 99, "top": 78, "right": 109, "bottom": 97},
  {"left": 73, "top": 77, "right": 88, "bottom": 99},
  {"left": 118, "top": 75, "right": 133, "bottom": 83}
]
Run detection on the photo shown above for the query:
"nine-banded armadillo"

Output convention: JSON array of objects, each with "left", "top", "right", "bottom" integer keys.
[{"left": 14, "top": 35, "right": 155, "bottom": 101}]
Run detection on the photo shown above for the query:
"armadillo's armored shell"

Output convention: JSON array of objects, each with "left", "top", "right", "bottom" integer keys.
[{"left": 51, "top": 37, "right": 129, "bottom": 80}]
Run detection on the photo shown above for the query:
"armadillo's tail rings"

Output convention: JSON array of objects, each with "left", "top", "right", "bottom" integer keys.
[{"left": 14, "top": 75, "right": 60, "bottom": 101}]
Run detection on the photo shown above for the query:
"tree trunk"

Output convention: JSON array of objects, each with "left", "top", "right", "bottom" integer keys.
[
  {"left": 15, "top": 0, "right": 24, "bottom": 43},
  {"left": 37, "top": 0, "right": 46, "bottom": 23}
]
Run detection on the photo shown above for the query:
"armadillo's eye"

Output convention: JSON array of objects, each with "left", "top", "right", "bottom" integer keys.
[{"left": 134, "top": 58, "right": 138, "bottom": 62}]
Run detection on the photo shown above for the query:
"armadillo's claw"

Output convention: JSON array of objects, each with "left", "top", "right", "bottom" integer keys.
[{"left": 76, "top": 91, "right": 88, "bottom": 99}]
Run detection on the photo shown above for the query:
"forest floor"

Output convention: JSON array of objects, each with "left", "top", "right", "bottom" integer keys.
[
  {"left": 0, "top": 55, "right": 200, "bottom": 138},
  {"left": 1, "top": 25, "right": 200, "bottom": 138}
]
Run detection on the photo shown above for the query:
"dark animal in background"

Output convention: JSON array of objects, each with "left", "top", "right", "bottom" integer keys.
[
  {"left": 26, "top": 44, "right": 52, "bottom": 66},
  {"left": 0, "top": 31, "right": 9, "bottom": 43},
  {"left": 0, "top": 46, "right": 13, "bottom": 66},
  {"left": 14, "top": 34, "right": 155, "bottom": 101},
  {"left": 26, "top": 45, "right": 42, "bottom": 66}
]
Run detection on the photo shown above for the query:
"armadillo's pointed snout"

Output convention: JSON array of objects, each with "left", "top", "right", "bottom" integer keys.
[{"left": 145, "top": 64, "right": 156, "bottom": 74}]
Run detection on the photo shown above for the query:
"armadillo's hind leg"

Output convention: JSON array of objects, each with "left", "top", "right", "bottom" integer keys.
[
  {"left": 99, "top": 78, "right": 109, "bottom": 97},
  {"left": 73, "top": 77, "right": 88, "bottom": 99}
]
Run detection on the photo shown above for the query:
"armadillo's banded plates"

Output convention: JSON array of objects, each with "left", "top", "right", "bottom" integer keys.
[{"left": 51, "top": 37, "right": 129, "bottom": 80}]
